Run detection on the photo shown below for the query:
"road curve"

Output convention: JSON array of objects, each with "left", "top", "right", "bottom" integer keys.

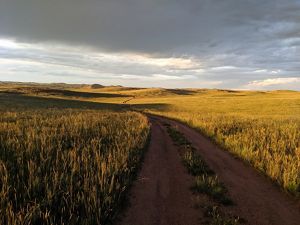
[
  {"left": 117, "top": 115, "right": 300, "bottom": 225},
  {"left": 152, "top": 115, "right": 300, "bottom": 225}
]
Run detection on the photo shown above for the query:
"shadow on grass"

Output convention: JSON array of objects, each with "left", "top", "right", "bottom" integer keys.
[
  {"left": 167, "top": 89, "right": 197, "bottom": 95},
  {"left": 130, "top": 103, "right": 170, "bottom": 111},
  {"left": 12, "top": 87, "right": 131, "bottom": 98},
  {"left": 0, "top": 92, "right": 169, "bottom": 112}
]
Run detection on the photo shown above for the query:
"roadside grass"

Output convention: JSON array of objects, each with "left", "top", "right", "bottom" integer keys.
[
  {"left": 130, "top": 89, "right": 300, "bottom": 196},
  {"left": 166, "top": 125, "right": 232, "bottom": 205},
  {"left": 0, "top": 92, "right": 150, "bottom": 224},
  {"left": 204, "top": 205, "right": 245, "bottom": 225},
  {"left": 166, "top": 124, "right": 191, "bottom": 146},
  {"left": 166, "top": 124, "right": 241, "bottom": 224},
  {"left": 165, "top": 125, "right": 233, "bottom": 205},
  {"left": 182, "top": 150, "right": 214, "bottom": 177},
  {"left": 192, "top": 175, "right": 233, "bottom": 205}
]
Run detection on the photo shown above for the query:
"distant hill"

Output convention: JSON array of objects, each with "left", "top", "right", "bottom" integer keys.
[
  {"left": 90, "top": 84, "right": 104, "bottom": 89},
  {"left": 0, "top": 81, "right": 88, "bottom": 89}
]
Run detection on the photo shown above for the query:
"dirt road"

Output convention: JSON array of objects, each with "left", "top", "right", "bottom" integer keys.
[
  {"left": 117, "top": 115, "right": 300, "bottom": 225},
  {"left": 116, "top": 116, "right": 200, "bottom": 225}
]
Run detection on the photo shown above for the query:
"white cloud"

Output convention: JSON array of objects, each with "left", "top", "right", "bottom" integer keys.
[
  {"left": 252, "top": 69, "right": 281, "bottom": 74},
  {"left": 0, "top": 37, "right": 299, "bottom": 90},
  {"left": 0, "top": 38, "right": 210, "bottom": 87},
  {"left": 152, "top": 74, "right": 196, "bottom": 80},
  {"left": 248, "top": 77, "right": 300, "bottom": 87},
  {"left": 253, "top": 69, "right": 268, "bottom": 73},
  {"left": 0, "top": 39, "right": 22, "bottom": 49},
  {"left": 211, "top": 66, "right": 237, "bottom": 71}
]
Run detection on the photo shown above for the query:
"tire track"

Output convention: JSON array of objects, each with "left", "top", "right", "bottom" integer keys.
[{"left": 116, "top": 116, "right": 200, "bottom": 225}]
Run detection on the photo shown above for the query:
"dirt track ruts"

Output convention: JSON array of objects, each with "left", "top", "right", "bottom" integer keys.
[
  {"left": 116, "top": 116, "right": 200, "bottom": 225},
  {"left": 117, "top": 115, "right": 300, "bottom": 225}
]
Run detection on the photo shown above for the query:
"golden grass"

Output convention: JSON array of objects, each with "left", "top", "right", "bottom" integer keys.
[
  {"left": 0, "top": 109, "right": 149, "bottom": 224},
  {"left": 0, "top": 83, "right": 299, "bottom": 225},
  {"left": 129, "top": 89, "right": 300, "bottom": 195}
]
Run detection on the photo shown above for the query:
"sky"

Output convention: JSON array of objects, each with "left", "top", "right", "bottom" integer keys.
[{"left": 0, "top": 0, "right": 299, "bottom": 90}]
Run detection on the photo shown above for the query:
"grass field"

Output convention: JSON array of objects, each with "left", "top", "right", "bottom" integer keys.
[
  {"left": 53, "top": 85, "right": 300, "bottom": 195},
  {"left": 0, "top": 83, "right": 299, "bottom": 224},
  {"left": 0, "top": 86, "right": 150, "bottom": 224},
  {"left": 126, "top": 89, "right": 300, "bottom": 195}
]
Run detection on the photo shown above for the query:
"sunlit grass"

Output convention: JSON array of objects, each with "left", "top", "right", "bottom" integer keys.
[
  {"left": 0, "top": 109, "right": 149, "bottom": 224},
  {"left": 131, "top": 89, "right": 300, "bottom": 195}
]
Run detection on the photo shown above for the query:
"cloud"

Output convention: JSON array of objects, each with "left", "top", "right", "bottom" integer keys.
[
  {"left": 0, "top": 1, "right": 299, "bottom": 89},
  {"left": 1, "top": 0, "right": 300, "bottom": 54},
  {"left": 248, "top": 77, "right": 300, "bottom": 87},
  {"left": 0, "top": 40, "right": 221, "bottom": 88}
]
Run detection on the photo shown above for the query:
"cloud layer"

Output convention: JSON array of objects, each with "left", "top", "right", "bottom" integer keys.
[{"left": 0, "top": 0, "right": 299, "bottom": 89}]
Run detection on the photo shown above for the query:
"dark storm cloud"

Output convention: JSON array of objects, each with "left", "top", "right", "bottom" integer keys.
[
  {"left": 0, "top": 0, "right": 298, "bottom": 53},
  {"left": 0, "top": 0, "right": 299, "bottom": 89}
]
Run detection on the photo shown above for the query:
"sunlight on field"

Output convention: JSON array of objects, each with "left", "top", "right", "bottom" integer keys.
[
  {"left": 128, "top": 89, "right": 300, "bottom": 195},
  {"left": 0, "top": 89, "right": 149, "bottom": 224},
  {"left": 0, "top": 83, "right": 299, "bottom": 225}
]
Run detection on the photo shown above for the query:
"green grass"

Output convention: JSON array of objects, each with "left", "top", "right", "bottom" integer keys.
[
  {"left": 182, "top": 150, "right": 214, "bottom": 177},
  {"left": 166, "top": 125, "right": 239, "bottom": 224},
  {"left": 204, "top": 205, "right": 244, "bottom": 225},
  {"left": 166, "top": 125, "right": 232, "bottom": 205},
  {"left": 192, "top": 175, "right": 232, "bottom": 205},
  {"left": 166, "top": 124, "right": 191, "bottom": 146}
]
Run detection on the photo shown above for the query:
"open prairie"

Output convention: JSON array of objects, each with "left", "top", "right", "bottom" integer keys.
[
  {"left": 0, "top": 83, "right": 299, "bottom": 225},
  {"left": 126, "top": 88, "right": 300, "bottom": 195},
  {"left": 75, "top": 85, "right": 300, "bottom": 194},
  {"left": 2, "top": 1, "right": 300, "bottom": 224},
  {"left": 0, "top": 84, "right": 150, "bottom": 224}
]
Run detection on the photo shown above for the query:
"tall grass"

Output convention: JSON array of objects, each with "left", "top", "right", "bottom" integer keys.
[
  {"left": 160, "top": 112, "right": 300, "bottom": 194},
  {"left": 134, "top": 90, "right": 300, "bottom": 195},
  {"left": 0, "top": 109, "right": 149, "bottom": 224}
]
